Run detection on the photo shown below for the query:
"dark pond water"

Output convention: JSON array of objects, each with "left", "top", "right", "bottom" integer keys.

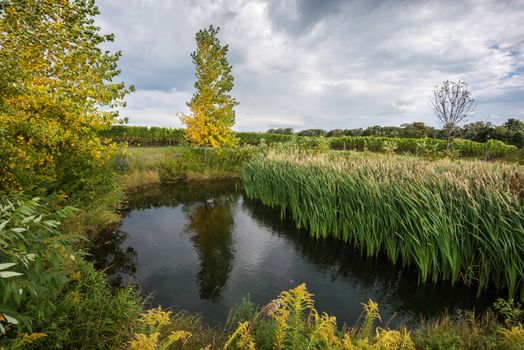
[{"left": 92, "top": 180, "right": 497, "bottom": 327}]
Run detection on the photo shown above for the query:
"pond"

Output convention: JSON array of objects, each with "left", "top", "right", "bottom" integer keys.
[{"left": 92, "top": 180, "right": 496, "bottom": 327}]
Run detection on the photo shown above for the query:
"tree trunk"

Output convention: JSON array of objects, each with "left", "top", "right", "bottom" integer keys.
[{"left": 446, "top": 130, "right": 452, "bottom": 152}]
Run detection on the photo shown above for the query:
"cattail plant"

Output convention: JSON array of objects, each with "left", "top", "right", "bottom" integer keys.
[{"left": 242, "top": 150, "right": 524, "bottom": 300}]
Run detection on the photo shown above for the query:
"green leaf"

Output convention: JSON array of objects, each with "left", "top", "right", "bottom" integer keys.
[
  {"left": 4, "top": 313, "right": 19, "bottom": 325},
  {"left": 0, "top": 271, "right": 23, "bottom": 278},
  {"left": 0, "top": 263, "right": 16, "bottom": 270}
]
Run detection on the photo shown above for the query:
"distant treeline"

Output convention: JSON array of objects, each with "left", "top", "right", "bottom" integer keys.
[
  {"left": 268, "top": 118, "right": 524, "bottom": 148},
  {"left": 100, "top": 125, "right": 517, "bottom": 158}
]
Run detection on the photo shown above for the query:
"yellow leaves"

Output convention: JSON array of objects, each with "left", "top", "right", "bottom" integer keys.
[
  {"left": 362, "top": 300, "right": 381, "bottom": 322},
  {"left": 128, "top": 285, "right": 420, "bottom": 350},
  {"left": 308, "top": 312, "right": 343, "bottom": 348},
  {"left": 0, "top": 0, "right": 129, "bottom": 194},
  {"left": 181, "top": 26, "right": 238, "bottom": 149}
]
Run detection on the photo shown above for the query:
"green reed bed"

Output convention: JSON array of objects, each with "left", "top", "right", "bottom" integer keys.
[{"left": 242, "top": 150, "right": 524, "bottom": 299}]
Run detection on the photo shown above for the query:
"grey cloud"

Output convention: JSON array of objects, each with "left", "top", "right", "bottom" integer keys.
[
  {"left": 96, "top": 0, "right": 524, "bottom": 131},
  {"left": 266, "top": 0, "right": 345, "bottom": 36}
]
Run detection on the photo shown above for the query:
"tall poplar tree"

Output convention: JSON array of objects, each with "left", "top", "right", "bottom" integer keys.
[{"left": 180, "top": 25, "right": 238, "bottom": 148}]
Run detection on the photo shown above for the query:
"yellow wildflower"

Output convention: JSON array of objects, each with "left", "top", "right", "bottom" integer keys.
[
  {"left": 140, "top": 306, "right": 172, "bottom": 328},
  {"left": 129, "top": 332, "right": 160, "bottom": 350},
  {"left": 167, "top": 330, "right": 192, "bottom": 343}
]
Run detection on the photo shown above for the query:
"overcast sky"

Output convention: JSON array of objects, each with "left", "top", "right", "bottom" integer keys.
[{"left": 96, "top": 0, "right": 524, "bottom": 131}]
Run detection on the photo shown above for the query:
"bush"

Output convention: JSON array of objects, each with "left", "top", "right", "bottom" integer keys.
[
  {"left": 39, "top": 261, "right": 142, "bottom": 349},
  {"left": 0, "top": 197, "right": 143, "bottom": 349},
  {"left": 0, "top": 197, "right": 79, "bottom": 332},
  {"left": 486, "top": 139, "right": 518, "bottom": 159}
]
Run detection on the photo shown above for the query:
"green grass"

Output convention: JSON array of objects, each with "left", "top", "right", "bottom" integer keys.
[
  {"left": 120, "top": 146, "right": 250, "bottom": 190},
  {"left": 242, "top": 149, "right": 524, "bottom": 300}
]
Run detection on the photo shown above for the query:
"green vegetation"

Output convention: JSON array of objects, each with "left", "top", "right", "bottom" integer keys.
[
  {"left": 180, "top": 25, "right": 239, "bottom": 148},
  {"left": 0, "top": 196, "right": 143, "bottom": 348},
  {"left": 100, "top": 126, "right": 518, "bottom": 160},
  {"left": 117, "top": 146, "right": 254, "bottom": 190},
  {"left": 127, "top": 284, "right": 524, "bottom": 350},
  {"left": 158, "top": 147, "right": 253, "bottom": 182},
  {"left": 0, "top": 1, "right": 141, "bottom": 347},
  {"left": 1, "top": 0, "right": 523, "bottom": 348},
  {"left": 268, "top": 118, "right": 524, "bottom": 149},
  {"left": 0, "top": 0, "right": 128, "bottom": 195},
  {"left": 242, "top": 149, "right": 524, "bottom": 300}
]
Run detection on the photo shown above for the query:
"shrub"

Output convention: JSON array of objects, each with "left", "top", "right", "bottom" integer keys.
[
  {"left": 0, "top": 197, "right": 143, "bottom": 349},
  {"left": 0, "top": 197, "right": 79, "bottom": 332}
]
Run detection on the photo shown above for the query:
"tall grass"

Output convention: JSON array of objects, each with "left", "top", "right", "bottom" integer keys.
[{"left": 242, "top": 150, "right": 524, "bottom": 300}]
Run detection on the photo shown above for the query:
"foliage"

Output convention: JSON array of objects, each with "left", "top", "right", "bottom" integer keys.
[
  {"left": 236, "top": 132, "right": 294, "bottom": 145},
  {"left": 129, "top": 307, "right": 192, "bottom": 350},
  {"left": 242, "top": 150, "right": 524, "bottom": 300},
  {"left": 180, "top": 25, "right": 238, "bottom": 149},
  {"left": 128, "top": 307, "right": 224, "bottom": 350},
  {"left": 0, "top": 0, "right": 129, "bottom": 195},
  {"left": 0, "top": 197, "right": 79, "bottom": 332},
  {"left": 158, "top": 146, "right": 255, "bottom": 182},
  {"left": 100, "top": 126, "right": 186, "bottom": 146},
  {"left": 267, "top": 128, "right": 294, "bottom": 135},
  {"left": 0, "top": 197, "right": 143, "bottom": 349},
  {"left": 102, "top": 126, "right": 518, "bottom": 159},
  {"left": 296, "top": 129, "right": 327, "bottom": 137},
  {"left": 36, "top": 261, "right": 142, "bottom": 349},
  {"left": 69, "top": 281, "right": 519, "bottom": 350},
  {"left": 493, "top": 299, "right": 524, "bottom": 327},
  {"left": 457, "top": 118, "right": 524, "bottom": 148},
  {"left": 224, "top": 284, "right": 416, "bottom": 350}
]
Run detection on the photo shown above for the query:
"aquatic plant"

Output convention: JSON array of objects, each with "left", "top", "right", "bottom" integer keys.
[{"left": 242, "top": 150, "right": 524, "bottom": 299}]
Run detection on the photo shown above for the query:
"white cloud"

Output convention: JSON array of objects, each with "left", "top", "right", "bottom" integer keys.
[{"left": 97, "top": 0, "right": 524, "bottom": 131}]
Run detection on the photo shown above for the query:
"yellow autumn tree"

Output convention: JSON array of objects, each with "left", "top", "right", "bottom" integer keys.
[
  {"left": 180, "top": 25, "right": 239, "bottom": 148},
  {"left": 0, "top": 0, "right": 130, "bottom": 195}
]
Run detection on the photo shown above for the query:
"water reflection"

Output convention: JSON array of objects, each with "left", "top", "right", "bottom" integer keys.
[
  {"left": 92, "top": 180, "right": 497, "bottom": 326},
  {"left": 184, "top": 194, "right": 237, "bottom": 301},
  {"left": 89, "top": 227, "right": 137, "bottom": 287},
  {"left": 241, "top": 198, "right": 496, "bottom": 319}
]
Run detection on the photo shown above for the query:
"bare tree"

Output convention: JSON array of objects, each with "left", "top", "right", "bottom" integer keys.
[{"left": 430, "top": 80, "right": 476, "bottom": 151}]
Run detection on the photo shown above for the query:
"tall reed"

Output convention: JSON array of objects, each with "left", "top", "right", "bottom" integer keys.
[{"left": 242, "top": 150, "right": 524, "bottom": 300}]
